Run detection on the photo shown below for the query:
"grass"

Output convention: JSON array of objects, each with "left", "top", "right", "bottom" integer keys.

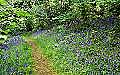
[
  {"left": 0, "top": 40, "right": 33, "bottom": 75},
  {"left": 1, "top": 25, "right": 119, "bottom": 75},
  {"left": 31, "top": 34, "right": 76, "bottom": 75},
  {"left": 31, "top": 28, "right": 120, "bottom": 75},
  {"left": 31, "top": 32, "right": 89, "bottom": 75}
]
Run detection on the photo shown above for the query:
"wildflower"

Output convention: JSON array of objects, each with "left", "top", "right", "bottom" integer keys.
[
  {"left": 23, "top": 63, "right": 28, "bottom": 68},
  {"left": 7, "top": 67, "right": 15, "bottom": 74},
  {"left": 87, "top": 40, "right": 92, "bottom": 46},
  {"left": 107, "top": 16, "right": 114, "bottom": 23},
  {"left": 2, "top": 54, "right": 9, "bottom": 60},
  {"left": 0, "top": 44, "right": 9, "bottom": 50},
  {"left": 81, "top": 42, "right": 85, "bottom": 47}
]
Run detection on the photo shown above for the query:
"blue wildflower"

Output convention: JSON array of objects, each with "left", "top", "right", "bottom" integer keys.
[
  {"left": 2, "top": 54, "right": 9, "bottom": 60},
  {"left": 87, "top": 40, "right": 92, "bottom": 46},
  {"left": 32, "top": 29, "right": 45, "bottom": 36},
  {"left": 107, "top": 16, "right": 114, "bottom": 23},
  {"left": 7, "top": 67, "right": 15, "bottom": 74},
  {"left": 80, "top": 42, "right": 85, "bottom": 47},
  {"left": 0, "top": 44, "right": 9, "bottom": 50},
  {"left": 23, "top": 63, "right": 28, "bottom": 68}
]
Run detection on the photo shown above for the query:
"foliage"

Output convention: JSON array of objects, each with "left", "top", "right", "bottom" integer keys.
[
  {"left": 0, "top": 0, "right": 120, "bottom": 74},
  {"left": 1, "top": 0, "right": 120, "bottom": 34},
  {"left": 31, "top": 0, "right": 119, "bottom": 28},
  {"left": 0, "top": 0, "right": 34, "bottom": 37},
  {"left": 0, "top": 36, "right": 33, "bottom": 74},
  {"left": 33, "top": 25, "right": 120, "bottom": 74},
  {"left": 0, "top": 0, "right": 7, "bottom": 5}
]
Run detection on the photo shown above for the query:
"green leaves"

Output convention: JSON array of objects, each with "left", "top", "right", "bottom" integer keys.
[
  {"left": 0, "top": 35, "right": 7, "bottom": 44},
  {"left": 0, "top": 29, "right": 8, "bottom": 43},
  {"left": 0, "top": 0, "right": 7, "bottom": 5},
  {"left": 0, "top": 1, "right": 34, "bottom": 36},
  {"left": 15, "top": 9, "right": 31, "bottom": 17}
]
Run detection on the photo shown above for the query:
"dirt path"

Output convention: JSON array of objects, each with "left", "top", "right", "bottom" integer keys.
[{"left": 27, "top": 38, "right": 57, "bottom": 75}]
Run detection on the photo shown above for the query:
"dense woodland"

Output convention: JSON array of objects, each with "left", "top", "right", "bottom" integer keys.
[{"left": 0, "top": 0, "right": 120, "bottom": 75}]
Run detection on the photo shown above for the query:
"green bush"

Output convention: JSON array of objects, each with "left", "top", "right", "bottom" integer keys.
[
  {"left": 0, "top": 1, "right": 33, "bottom": 36},
  {"left": 1, "top": 0, "right": 119, "bottom": 33}
]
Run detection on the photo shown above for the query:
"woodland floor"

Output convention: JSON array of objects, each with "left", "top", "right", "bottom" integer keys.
[{"left": 27, "top": 38, "right": 57, "bottom": 75}]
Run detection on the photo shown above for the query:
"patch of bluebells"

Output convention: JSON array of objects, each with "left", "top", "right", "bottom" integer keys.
[
  {"left": 0, "top": 44, "right": 10, "bottom": 50},
  {"left": 39, "top": 17, "right": 120, "bottom": 74},
  {"left": 0, "top": 35, "right": 32, "bottom": 75},
  {"left": 2, "top": 53, "right": 9, "bottom": 60},
  {"left": 29, "top": 17, "right": 120, "bottom": 74},
  {"left": 6, "top": 66, "right": 16, "bottom": 74},
  {"left": 23, "top": 63, "right": 29, "bottom": 68},
  {"left": 4, "top": 35, "right": 25, "bottom": 46},
  {"left": 32, "top": 29, "right": 46, "bottom": 36}
]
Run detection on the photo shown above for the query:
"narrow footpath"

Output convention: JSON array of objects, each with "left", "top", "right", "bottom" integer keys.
[{"left": 27, "top": 38, "right": 57, "bottom": 75}]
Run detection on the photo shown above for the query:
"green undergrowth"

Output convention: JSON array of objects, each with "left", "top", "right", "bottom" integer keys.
[
  {"left": 31, "top": 34, "right": 80, "bottom": 75},
  {"left": 30, "top": 28, "right": 120, "bottom": 75},
  {"left": 0, "top": 41, "right": 33, "bottom": 75}
]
